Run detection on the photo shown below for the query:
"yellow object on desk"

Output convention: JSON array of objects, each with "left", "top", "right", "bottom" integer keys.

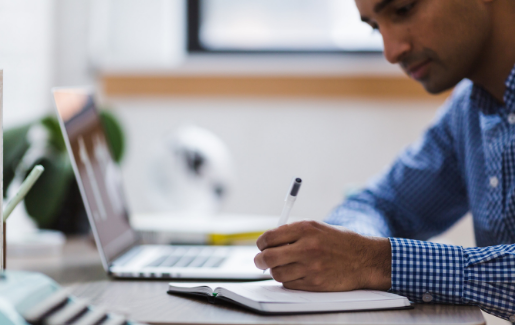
[
  {"left": 131, "top": 214, "right": 279, "bottom": 245},
  {"left": 208, "top": 231, "right": 266, "bottom": 246}
]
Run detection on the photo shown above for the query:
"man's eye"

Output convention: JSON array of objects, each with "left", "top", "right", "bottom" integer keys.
[{"left": 396, "top": 2, "right": 416, "bottom": 16}]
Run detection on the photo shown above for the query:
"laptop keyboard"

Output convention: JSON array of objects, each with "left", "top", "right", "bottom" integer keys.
[{"left": 145, "top": 247, "right": 227, "bottom": 268}]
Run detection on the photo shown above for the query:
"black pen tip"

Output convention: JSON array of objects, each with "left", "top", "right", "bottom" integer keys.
[{"left": 290, "top": 178, "right": 302, "bottom": 196}]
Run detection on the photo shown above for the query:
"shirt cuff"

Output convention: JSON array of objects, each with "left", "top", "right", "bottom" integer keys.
[
  {"left": 389, "top": 237, "right": 464, "bottom": 304},
  {"left": 462, "top": 246, "right": 515, "bottom": 320}
]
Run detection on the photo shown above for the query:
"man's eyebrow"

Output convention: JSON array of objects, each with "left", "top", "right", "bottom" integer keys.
[
  {"left": 361, "top": 0, "right": 396, "bottom": 22},
  {"left": 374, "top": 0, "right": 396, "bottom": 13}
]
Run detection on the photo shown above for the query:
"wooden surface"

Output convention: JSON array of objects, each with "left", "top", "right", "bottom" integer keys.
[
  {"left": 69, "top": 280, "right": 485, "bottom": 325},
  {"left": 7, "top": 236, "right": 108, "bottom": 284},
  {"left": 101, "top": 75, "right": 452, "bottom": 101}
]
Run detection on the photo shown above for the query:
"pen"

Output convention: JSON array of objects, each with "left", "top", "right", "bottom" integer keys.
[
  {"left": 277, "top": 178, "right": 302, "bottom": 226},
  {"left": 263, "top": 178, "right": 302, "bottom": 274}
]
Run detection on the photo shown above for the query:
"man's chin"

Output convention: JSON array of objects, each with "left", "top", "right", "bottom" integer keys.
[{"left": 418, "top": 78, "right": 457, "bottom": 95}]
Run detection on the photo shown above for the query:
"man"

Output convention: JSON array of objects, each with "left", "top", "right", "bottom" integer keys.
[{"left": 253, "top": 0, "right": 515, "bottom": 321}]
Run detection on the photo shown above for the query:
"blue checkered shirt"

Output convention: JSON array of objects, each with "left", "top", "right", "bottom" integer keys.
[{"left": 326, "top": 64, "right": 515, "bottom": 321}]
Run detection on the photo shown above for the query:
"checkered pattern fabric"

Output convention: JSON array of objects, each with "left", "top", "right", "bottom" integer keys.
[
  {"left": 389, "top": 238, "right": 515, "bottom": 319},
  {"left": 326, "top": 64, "right": 515, "bottom": 321}
]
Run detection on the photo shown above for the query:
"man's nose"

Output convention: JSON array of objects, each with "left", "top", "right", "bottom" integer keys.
[{"left": 381, "top": 28, "right": 411, "bottom": 64}]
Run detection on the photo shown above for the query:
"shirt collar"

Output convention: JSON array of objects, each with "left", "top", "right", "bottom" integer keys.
[
  {"left": 505, "top": 63, "right": 515, "bottom": 103},
  {"left": 471, "top": 83, "right": 500, "bottom": 115},
  {"left": 471, "top": 62, "right": 515, "bottom": 115}
]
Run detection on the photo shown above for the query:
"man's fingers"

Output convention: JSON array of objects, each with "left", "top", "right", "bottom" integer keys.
[
  {"left": 254, "top": 243, "right": 303, "bottom": 270},
  {"left": 270, "top": 263, "right": 305, "bottom": 283},
  {"left": 282, "top": 276, "right": 331, "bottom": 292},
  {"left": 256, "top": 225, "right": 299, "bottom": 251},
  {"left": 256, "top": 221, "right": 320, "bottom": 251},
  {"left": 281, "top": 277, "right": 313, "bottom": 291}
]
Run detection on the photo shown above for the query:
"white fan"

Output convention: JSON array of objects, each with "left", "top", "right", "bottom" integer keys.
[{"left": 147, "top": 126, "right": 234, "bottom": 216}]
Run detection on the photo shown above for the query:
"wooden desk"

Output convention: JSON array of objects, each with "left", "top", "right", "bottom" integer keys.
[
  {"left": 68, "top": 280, "right": 485, "bottom": 325},
  {"left": 7, "top": 236, "right": 108, "bottom": 284}
]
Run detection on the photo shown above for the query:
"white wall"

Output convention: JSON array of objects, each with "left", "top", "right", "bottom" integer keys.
[
  {"left": 53, "top": 0, "right": 186, "bottom": 86},
  {"left": 0, "top": 0, "right": 55, "bottom": 127},
  {"left": 109, "top": 96, "right": 484, "bottom": 252},
  {"left": 88, "top": 0, "right": 186, "bottom": 70},
  {"left": 0, "top": 0, "right": 186, "bottom": 127},
  {"left": 53, "top": 0, "right": 96, "bottom": 87},
  {"left": 110, "top": 97, "right": 438, "bottom": 219}
]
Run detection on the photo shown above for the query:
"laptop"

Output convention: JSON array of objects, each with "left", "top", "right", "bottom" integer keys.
[{"left": 52, "top": 87, "right": 271, "bottom": 280}]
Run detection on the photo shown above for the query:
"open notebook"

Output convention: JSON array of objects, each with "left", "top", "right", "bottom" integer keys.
[{"left": 168, "top": 280, "right": 411, "bottom": 314}]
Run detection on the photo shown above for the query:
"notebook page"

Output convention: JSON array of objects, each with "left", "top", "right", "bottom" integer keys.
[
  {"left": 168, "top": 282, "right": 222, "bottom": 295},
  {"left": 219, "top": 280, "right": 405, "bottom": 303}
]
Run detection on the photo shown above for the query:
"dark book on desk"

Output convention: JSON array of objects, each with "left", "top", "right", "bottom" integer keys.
[{"left": 168, "top": 280, "right": 411, "bottom": 314}]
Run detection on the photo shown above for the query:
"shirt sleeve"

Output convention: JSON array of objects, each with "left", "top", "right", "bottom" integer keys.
[
  {"left": 389, "top": 237, "right": 515, "bottom": 321},
  {"left": 325, "top": 93, "right": 469, "bottom": 240}
]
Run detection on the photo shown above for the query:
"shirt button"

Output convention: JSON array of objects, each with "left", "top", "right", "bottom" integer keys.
[
  {"left": 510, "top": 315, "right": 515, "bottom": 323},
  {"left": 508, "top": 113, "right": 515, "bottom": 124},
  {"left": 490, "top": 176, "right": 499, "bottom": 188},
  {"left": 422, "top": 292, "right": 433, "bottom": 302}
]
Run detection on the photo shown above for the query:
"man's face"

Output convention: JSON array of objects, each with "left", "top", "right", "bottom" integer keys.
[{"left": 355, "top": 0, "right": 492, "bottom": 94}]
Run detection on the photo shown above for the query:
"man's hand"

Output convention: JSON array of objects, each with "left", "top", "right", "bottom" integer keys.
[{"left": 254, "top": 221, "right": 391, "bottom": 292}]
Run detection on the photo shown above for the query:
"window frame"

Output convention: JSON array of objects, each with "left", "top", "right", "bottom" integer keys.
[{"left": 186, "top": 0, "right": 383, "bottom": 55}]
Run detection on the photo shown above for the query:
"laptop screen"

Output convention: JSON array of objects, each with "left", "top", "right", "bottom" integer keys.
[{"left": 53, "top": 88, "right": 138, "bottom": 266}]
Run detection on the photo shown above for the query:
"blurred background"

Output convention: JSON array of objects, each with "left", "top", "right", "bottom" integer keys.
[
  {"left": 0, "top": 0, "right": 435, "bottom": 220},
  {"left": 0, "top": 0, "right": 473, "bottom": 239},
  {"left": 0, "top": 0, "right": 475, "bottom": 236},
  {"left": 3, "top": 1, "right": 505, "bottom": 322}
]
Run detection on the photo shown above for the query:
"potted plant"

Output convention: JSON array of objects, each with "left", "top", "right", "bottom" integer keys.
[{"left": 3, "top": 110, "right": 125, "bottom": 234}]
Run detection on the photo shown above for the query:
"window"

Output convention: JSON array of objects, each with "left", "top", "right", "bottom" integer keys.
[{"left": 188, "top": 0, "right": 383, "bottom": 53}]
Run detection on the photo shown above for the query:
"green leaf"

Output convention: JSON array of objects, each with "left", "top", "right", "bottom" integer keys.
[
  {"left": 40, "top": 116, "right": 67, "bottom": 152},
  {"left": 99, "top": 110, "right": 125, "bottom": 163},
  {"left": 3, "top": 124, "right": 31, "bottom": 196},
  {"left": 24, "top": 154, "right": 74, "bottom": 227}
]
